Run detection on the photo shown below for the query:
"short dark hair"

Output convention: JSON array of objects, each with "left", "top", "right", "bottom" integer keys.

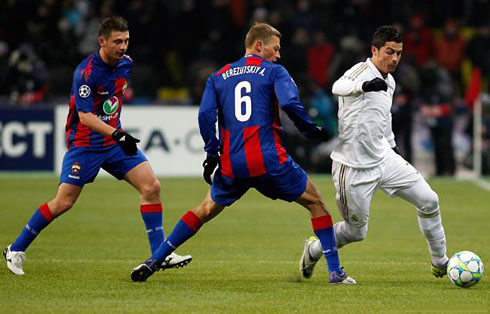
[
  {"left": 371, "top": 25, "right": 402, "bottom": 48},
  {"left": 99, "top": 16, "right": 129, "bottom": 38}
]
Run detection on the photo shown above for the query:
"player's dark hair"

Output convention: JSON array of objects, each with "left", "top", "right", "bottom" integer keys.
[
  {"left": 371, "top": 25, "right": 402, "bottom": 48},
  {"left": 245, "top": 23, "right": 282, "bottom": 48},
  {"left": 99, "top": 16, "right": 129, "bottom": 38}
]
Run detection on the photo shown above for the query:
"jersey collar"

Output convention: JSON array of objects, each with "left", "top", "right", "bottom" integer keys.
[
  {"left": 95, "top": 50, "right": 119, "bottom": 68},
  {"left": 366, "top": 58, "right": 384, "bottom": 79},
  {"left": 244, "top": 54, "right": 265, "bottom": 60},
  {"left": 366, "top": 58, "right": 394, "bottom": 89}
]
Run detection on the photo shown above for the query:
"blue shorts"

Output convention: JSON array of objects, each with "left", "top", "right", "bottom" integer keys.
[
  {"left": 59, "top": 145, "right": 147, "bottom": 187},
  {"left": 211, "top": 159, "right": 307, "bottom": 206}
]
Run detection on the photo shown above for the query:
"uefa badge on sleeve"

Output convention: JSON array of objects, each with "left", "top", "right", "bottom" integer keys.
[{"left": 79, "top": 85, "right": 91, "bottom": 98}]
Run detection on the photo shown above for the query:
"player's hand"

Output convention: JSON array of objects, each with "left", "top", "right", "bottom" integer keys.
[
  {"left": 362, "top": 78, "right": 387, "bottom": 92},
  {"left": 392, "top": 146, "right": 401, "bottom": 155},
  {"left": 112, "top": 130, "right": 140, "bottom": 155},
  {"left": 317, "top": 126, "right": 333, "bottom": 142},
  {"left": 202, "top": 155, "right": 220, "bottom": 185}
]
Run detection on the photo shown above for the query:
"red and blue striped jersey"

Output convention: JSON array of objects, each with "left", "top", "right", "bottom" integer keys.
[
  {"left": 65, "top": 51, "right": 132, "bottom": 149},
  {"left": 199, "top": 54, "right": 319, "bottom": 178}
]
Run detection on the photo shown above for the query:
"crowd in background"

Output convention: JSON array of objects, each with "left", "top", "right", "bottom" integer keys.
[{"left": 0, "top": 0, "right": 489, "bottom": 175}]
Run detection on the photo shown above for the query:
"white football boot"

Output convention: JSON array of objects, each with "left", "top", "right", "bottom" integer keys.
[
  {"left": 161, "top": 252, "right": 192, "bottom": 269},
  {"left": 3, "top": 244, "right": 26, "bottom": 275},
  {"left": 299, "top": 236, "right": 321, "bottom": 279}
]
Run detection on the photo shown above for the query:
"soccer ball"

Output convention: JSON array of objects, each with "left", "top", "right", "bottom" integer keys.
[{"left": 447, "top": 251, "right": 484, "bottom": 288}]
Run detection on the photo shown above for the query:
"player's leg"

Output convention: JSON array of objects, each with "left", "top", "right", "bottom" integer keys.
[
  {"left": 131, "top": 170, "right": 244, "bottom": 281},
  {"left": 380, "top": 150, "right": 448, "bottom": 277},
  {"left": 295, "top": 177, "right": 356, "bottom": 284},
  {"left": 331, "top": 162, "right": 376, "bottom": 249},
  {"left": 394, "top": 179, "right": 449, "bottom": 277},
  {"left": 117, "top": 149, "right": 192, "bottom": 269},
  {"left": 131, "top": 189, "right": 226, "bottom": 282},
  {"left": 124, "top": 161, "right": 165, "bottom": 255},
  {"left": 298, "top": 162, "right": 374, "bottom": 280},
  {"left": 4, "top": 183, "right": 82, "bottom": 275}
]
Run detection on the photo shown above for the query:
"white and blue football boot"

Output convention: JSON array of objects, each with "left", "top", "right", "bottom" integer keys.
[{"left": 3, "top": 244, "right": 26, "bottom": 275}]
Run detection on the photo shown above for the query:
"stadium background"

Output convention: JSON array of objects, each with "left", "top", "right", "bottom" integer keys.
[
  {"left": 0, "top": 1, "right": 489, "bottom": 312},
  {"left": 0, "top": 0, "right": 489, "bottom": 177}
]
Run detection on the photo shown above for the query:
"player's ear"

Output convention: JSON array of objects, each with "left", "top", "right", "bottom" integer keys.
[
  {"left": 255, "top": 40, "right": 263, "bottom": 53},
  {"left": 371, "top": 45, "right": 378, "bottom": 57},
  {"left": 98, "top": 36, "right": 106, "bottom": 48}
]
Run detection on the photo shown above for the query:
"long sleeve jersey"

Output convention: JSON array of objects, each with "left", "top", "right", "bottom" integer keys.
[
  {"left": 331, "top": 58, "right": 396, "bottom": 168},
  {"left": 198, "top": 54, "right": 322, "bottom": 178}
]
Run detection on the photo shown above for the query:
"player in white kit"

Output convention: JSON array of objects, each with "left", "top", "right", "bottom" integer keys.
[{"left": 299, "top": 25, "right": 449, "bottom": 280}]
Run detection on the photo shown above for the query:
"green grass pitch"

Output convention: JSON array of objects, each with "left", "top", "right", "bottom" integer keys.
[{"left": 0, "top": 175, "right": 488, "bottom": 313}]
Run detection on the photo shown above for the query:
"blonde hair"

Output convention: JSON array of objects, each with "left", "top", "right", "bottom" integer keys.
[{"left": 245, "top": 23, "right": 282, "bottom": 48}]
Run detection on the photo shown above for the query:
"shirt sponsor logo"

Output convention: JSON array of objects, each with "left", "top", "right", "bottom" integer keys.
[
  {"left": 103, "top": 96, "right": 119, "bottom": 115},
  {"left": 97, "top": 112, "right": 119, "bottom": 122}
]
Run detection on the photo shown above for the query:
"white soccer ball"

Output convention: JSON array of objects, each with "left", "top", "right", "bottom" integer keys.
[{"left": 447, "top": 251, "right": 484, "bottom": 288}]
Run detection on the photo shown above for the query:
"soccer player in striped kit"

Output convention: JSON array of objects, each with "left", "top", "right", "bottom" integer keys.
[
  {"left": 300, "top": 25, "right": 449, "bottom": 280},
  {"left": 131, "top": 23, "right": 356, "bottom": 284},
  {"left": 3, "top": 16, "right": 191, "bottom": 275}
]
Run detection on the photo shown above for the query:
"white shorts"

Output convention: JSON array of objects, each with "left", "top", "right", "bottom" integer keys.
[{"left": 332, "top": 149, "right": 422, "bottom": 227}]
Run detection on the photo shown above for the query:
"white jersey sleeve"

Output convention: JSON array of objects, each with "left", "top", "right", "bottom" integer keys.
[
  {"left": 332, "top": 62, "right": 366, "bottom": 96},
  {"left": 331, "top": 58, "right": 397, "bottom": 168},
  {"left": 331, "top": 62, "right": 367, "bottom": 97}
]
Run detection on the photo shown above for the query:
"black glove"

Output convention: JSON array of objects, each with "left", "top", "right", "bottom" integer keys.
[
  {"left": 316, "top": 126, "right": 333, "bottom": 142},
  {"left": 112, "top": 130, "right": 140, "bottom": 155},
  {"left": 362, "top": 78, "right": 388, "bottom": 92},
  {"left": 392, "top": 146, "right": 401, "bottom": 155},
  {"left": 202, "top": 155, "right": 220, "bottom": 185}
]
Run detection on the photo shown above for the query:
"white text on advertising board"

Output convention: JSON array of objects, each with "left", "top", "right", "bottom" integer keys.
[{"left": 0, "top": 121, "right": 53, "bottom": 158}]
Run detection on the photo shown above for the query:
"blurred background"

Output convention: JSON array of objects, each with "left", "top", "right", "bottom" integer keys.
[{"left": 0, "top": 0, "right": 489, "bottom": 176}]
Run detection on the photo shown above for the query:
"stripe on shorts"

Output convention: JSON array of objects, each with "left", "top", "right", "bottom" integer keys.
[{"left": 339, "top": 164, "right": 348, "bottom": 221}]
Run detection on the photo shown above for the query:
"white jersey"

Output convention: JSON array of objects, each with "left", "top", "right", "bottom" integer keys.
[{"left": 330, "top": 58, "right": 396, "bottom": 168}]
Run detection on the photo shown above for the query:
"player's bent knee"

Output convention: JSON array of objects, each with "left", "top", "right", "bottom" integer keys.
[
  {"left": 141, "top": 179, "right": 161, "bottom": 199},
  {"left": 418, "top": 190, "right": 439, "bottom": 214},
  {"left": 346, "top": 224, "right": 368, "bottom": 242},
  {"left": 194, "top": 198, "right": 224, "bottom": 223},
  {"left": 50, "top": 199, "right": 75, "bottom": 217}
]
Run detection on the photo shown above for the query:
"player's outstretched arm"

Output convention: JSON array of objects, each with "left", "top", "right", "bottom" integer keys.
[
  {"left": 273, "top": 66, "right": 333, "bottom": 141},
  {"left": 332, "top": 75, "right": 365, "bottom": 96},
  {"left": 283, "top": 104, "right": 333, "bottom": 141},
  {"left": 198, "top": 77, "right": 220, "bottom": 157},
  {"left": 78, "top": 111, "right": 140, "bottom": 155},
  {"left": 79, "top": 111, "right": 117, "bottom": 136}
]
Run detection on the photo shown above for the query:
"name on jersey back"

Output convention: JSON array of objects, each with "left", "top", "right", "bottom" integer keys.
[{"left": 221, "top": 65, "right": 266, "bottom": 80}]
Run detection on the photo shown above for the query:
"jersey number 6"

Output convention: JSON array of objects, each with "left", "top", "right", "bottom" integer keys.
[{"left": 234, "top": 81, "right": 252, "bottom": 122}]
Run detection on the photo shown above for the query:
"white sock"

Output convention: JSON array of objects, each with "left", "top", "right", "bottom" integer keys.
[
  {"left": 309, "top": 239, "right": 323, "bottom": 260},
  {"left": 431, "top": 255, "right": 449, "bottom": 267},
  {"left": 417, "top": 208, "right": 447, "bottom": 259}
]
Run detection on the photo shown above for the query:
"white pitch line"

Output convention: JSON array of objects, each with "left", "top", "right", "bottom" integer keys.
[{"left": 473, "top": 178, "right": 490, "bottom": 191}]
